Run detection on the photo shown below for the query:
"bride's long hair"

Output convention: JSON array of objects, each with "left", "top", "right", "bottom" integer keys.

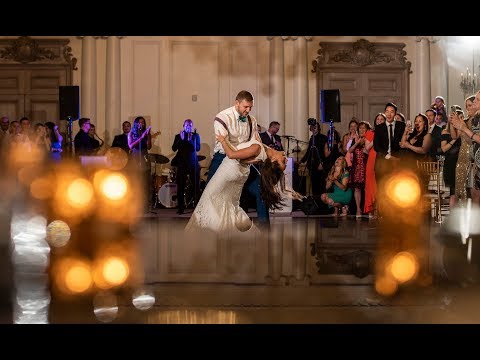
[{"left": 260, "top": 158, "right": 303, "bottom": 210}]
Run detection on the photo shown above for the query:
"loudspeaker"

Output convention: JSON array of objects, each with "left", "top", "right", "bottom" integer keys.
[
  {"left": 320, "top": 89, "right": 341, "bottom": 123},
  {"left": 59, "top": 86, "right": 80, "bottom": 120}
]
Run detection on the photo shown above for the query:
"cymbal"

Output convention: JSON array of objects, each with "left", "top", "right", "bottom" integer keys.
[
  {"left": 148, "top": 153, "right": 169, "bottom": 164},
  {"left": 197, "top": 155, "right": 206, "bottom": 161}
]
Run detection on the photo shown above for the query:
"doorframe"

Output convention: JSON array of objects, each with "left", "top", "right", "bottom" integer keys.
[{"left": 312, "top": 38, "right": 412, "bottom": 125}]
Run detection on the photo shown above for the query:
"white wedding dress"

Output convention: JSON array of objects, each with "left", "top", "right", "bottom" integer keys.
[{"left": 185, "top": 139, "right": 267, "bottom": 233}]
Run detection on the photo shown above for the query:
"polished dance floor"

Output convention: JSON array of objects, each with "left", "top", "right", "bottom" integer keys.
[{"left": 42, "top": 209, "right": 480, "bottom": 325}]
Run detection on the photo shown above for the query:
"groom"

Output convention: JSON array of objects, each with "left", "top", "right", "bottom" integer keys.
[{"left": 207, "top": 90, "right": 270, "bottom": 226}]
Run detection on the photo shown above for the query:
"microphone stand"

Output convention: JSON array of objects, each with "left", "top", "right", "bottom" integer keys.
[
  {"left": 139, "top": 125, "right": 156, "bottom": 214},
  {"left": 193, "top": 129, "right": 198, "bottom": 210},
  {"left": 305, "top": 127, "right": 319, "bottom": 214},
  {"left": 281, "top": 135, "right": 295, "bottom": 157},
  {"left": 328, "top": 119, "right": 335, "bottom": 151},
  {"left": 293, "top": 138, "right": 300, "bottom": 163},
  {"left": 67, "top": 116, "right": 74, "bottom": 158}
]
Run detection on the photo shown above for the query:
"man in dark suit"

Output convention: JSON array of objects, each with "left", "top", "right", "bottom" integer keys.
[
  {"left": 299, "top": 121, "right": 328, "bottom": 197},
  {"left": 425, "top": 108, "right": 443, "bottom": 160},
  {"left": 171, "top": 119, "right": 201, "bottom": 215},
  {"left": 111, "top": 121, "right": 131, "bottom": 154},
  {"left": 74, "top": 117, "right": 95, "bottom": 157},
  {"left": 260, "top": 121, "right": 284, "bottom": 151},
  {"left": 373, "top": 102, "right": 406, "bottom": 181}
]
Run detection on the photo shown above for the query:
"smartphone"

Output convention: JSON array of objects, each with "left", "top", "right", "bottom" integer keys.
[{"left": 406, "top": 120, "right": 413, "bottom": 133}]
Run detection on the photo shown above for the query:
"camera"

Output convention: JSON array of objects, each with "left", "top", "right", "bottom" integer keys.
[
  {"left": 307, "top": 118, "right": 317, "bottom": 126},
  {"left": 450, "top": 105, "right": 457, "bottom": 113}
]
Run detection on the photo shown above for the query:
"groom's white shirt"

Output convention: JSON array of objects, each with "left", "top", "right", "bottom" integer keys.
[{"left": 213, "top": 106, "right": 258, "bottom": 154}]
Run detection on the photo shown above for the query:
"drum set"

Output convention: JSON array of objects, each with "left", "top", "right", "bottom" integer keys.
[{"left": 147, "top": 153, "right": 206, "bottom": 210}]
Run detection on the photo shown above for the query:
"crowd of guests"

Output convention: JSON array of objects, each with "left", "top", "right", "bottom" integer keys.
[
  {"left": 0, "top": 115, "right": 113, "bottom": 163},
  {"left": 0, "top": 116, "right": 65, "bottom": 162},
  {"left": 298, "top": 94, "right": 480, "bottom": 219}
]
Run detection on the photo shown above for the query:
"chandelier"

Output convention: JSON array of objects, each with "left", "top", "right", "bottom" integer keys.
[{"left": 460, "top": 67, "right": 477, "bottom": 98}]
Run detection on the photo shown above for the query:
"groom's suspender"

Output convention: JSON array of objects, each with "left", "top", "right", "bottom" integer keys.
[
  {"left": 214, "top": 115, "right": 253, "bottom": 140},
  {"left": 214, "top": 117, "right": 228, "bottom": 131},
  {"left": 247, "top": 115, "right": 252, "bottom": 140}
]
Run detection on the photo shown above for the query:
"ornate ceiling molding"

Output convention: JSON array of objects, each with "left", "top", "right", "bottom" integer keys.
[
  {"left": 0, "top": 36, "right": 78, "bottom": 70},
  {"left": 312, "top": 38, "right": 411, "bottom": 73}
]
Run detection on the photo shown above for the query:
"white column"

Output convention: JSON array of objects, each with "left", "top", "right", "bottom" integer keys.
[
  {"left": 430, "top": 36, "right": 449, "bottom": 103},
  {"left": 81, "top": 36, "right": 97, "bottom": 120},
  {"left": 292, "top": 36, "right": 311, "bottom": 143},
  {"left": 268, "top": 36, "right": 287, "bottom": 126},
  {"left": 416, "top": 36, "right": 433, "bottom": 113},
  {"left": 105, "top": 36, "right": 122, "bottom": 147}
]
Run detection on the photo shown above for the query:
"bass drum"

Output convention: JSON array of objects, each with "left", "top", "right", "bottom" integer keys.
[{"left": 158, "top": 183, "right": 178, "bottom": 208}]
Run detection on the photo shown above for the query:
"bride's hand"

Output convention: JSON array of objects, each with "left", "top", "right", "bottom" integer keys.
[{"left": 216, "top": 133, "right": 226, "bottom": 143}]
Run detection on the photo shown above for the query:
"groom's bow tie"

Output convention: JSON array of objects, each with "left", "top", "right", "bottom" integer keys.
[{"left": 238, "top": 115, "right": 247, "bottom": 122}]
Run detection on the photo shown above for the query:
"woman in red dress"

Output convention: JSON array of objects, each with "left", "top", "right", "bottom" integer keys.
[
  {"left": 364, "top": 113, "right": 386, "bottom": 218},
  {"left": 348, "top": 121, "right": 371, "bottom": 218}
]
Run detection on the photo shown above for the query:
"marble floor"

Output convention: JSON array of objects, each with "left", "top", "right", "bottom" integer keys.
[
  {"left": 4, "top": 207, "right": 480, "bottom": 326},
  {"left": 44, "top": 209, "right": 480, "bottom": 325}
]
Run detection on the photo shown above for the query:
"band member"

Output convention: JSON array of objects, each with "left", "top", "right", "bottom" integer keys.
[
  {"left": 111, "top": 121, "right": 132, "bottom": 154},
  {"left": 260, "top": 121, "right": 284, "bottom": 151},
  {"left": 171, "top": 119, "right": 201, "bottom": 215},
  {"left": 74, "top": 118, "right": 95, "bottom": 157},
  {"left": 87, "top": 123, "right": 104, "bottom": 154},
  {"left": 128, "top": 116, "right": 152, "bottom": 211}
]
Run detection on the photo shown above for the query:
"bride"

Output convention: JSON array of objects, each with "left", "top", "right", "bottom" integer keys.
[{"left": 185, "top": 133, "right": 294, "bottom": 233}]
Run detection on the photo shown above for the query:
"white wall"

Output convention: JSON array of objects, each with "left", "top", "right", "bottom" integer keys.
[
  {"left": 6, "top": 35, "right": 470, "bottom": 159},
  {"left": 120, "top": 36, "right": 270, "bottom": 164}
]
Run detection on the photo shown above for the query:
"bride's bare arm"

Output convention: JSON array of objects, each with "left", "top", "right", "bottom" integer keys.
[{"left": 216, "top": 133, "right": 261, "bottom": 160}]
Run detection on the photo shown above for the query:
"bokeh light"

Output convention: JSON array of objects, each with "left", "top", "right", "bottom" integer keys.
[
  {"left": 385, "top": 172, "right": 421, "bottom": 208},
  {"left": 93, "top": 291, "right": 118, "bottom": 323},
  {"left": 388, "top": 251, "right": 419, "bottom": 284},
  {"left": 30, "top": 176, "right": 54, "bottom": 200},
  {"left": 101, "top": 173, "right": 128, "bottom": 201},
  {"left": 64, "top": 262, "right": 93, "bottom": 294},
  {"left": 132, "top": 289, "right": 155, "bottom": 310},
  {"left": 66, "top": 178, "right": 94, "bottom": 208},
  {"left": 46, "top": 220, "right": 71, "bottom": 248},
  {"left": 102, "top": 257, "right": 129, "bottom": 286},
  {"left": 105, "top": 147, "right": 129, "bottom": 171},
  {"left": 375, "top": 275, "right": 398, "bottom": 296}
]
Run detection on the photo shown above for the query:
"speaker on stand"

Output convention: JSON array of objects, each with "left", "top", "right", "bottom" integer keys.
[{"left": 59, "top": 86, "right": 80, "bottom": 157}]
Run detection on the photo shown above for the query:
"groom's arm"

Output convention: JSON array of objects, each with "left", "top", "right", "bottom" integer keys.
[{"left": 213, "top": 117, "right": 229, "bottom": 153}]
